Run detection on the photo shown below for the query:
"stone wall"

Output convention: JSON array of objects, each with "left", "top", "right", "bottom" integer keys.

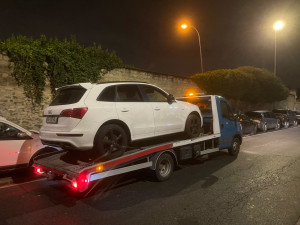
[
  {"left": 0, "top": 55, "right": 201, "bottom": 130},
  {"left": 0, "top": 53, "right": 296, "bottom": 130},
  {"left": 103, "top": 68, "right": 201, "bottom": 97}
]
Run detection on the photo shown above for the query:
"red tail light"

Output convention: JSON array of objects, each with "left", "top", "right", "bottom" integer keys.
[
  {"left": 72, "top": 173, "right": 90, "bottom": 192},
  {"left": 34, "top": 166, "right": 44, "bottom": 175},
  {"left": 60, "top": 107, "right": 88, "bottom": 119},
  {"left": 260, "top": 117, "right": 263, "bottom": 121}
]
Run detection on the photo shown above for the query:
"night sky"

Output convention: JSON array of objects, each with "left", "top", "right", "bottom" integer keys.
[{"left": 0, "top": 0, "right": 300, "bottom": 87}]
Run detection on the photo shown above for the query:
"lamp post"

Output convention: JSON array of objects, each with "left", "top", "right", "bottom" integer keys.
[
  {"left": 181, "top": 24, "right": 204, "bottom": 73},
  {"left": 273, "top": 20, "right": 285, "bottom": 76}
]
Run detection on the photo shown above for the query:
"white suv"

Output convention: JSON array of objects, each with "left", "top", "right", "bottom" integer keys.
[{"left": 40, "top": 82, "right": 203, "bottom": 159}]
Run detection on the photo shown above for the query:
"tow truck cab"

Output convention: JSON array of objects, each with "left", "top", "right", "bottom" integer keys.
[{"left": 177, "top": 95, "right": 242, "bottom": 149}]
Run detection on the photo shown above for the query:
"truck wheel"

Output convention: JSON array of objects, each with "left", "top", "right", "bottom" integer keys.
[
  {"left": 94, "top": 124, "right": 127, "bottom": 160},
  {"left": 185, "top": 114, "right": 201, "bottom": 138},
  {"left": 154, "top": 153, "right": 174, "bottom": 181},
  {"left": 228, "top": 137, "right": 240, "bottom": 156}
]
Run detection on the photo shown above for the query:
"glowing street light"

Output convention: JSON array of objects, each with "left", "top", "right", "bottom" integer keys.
[
  {"left": 273, "top": 20, "right": 285, "bottom": 76},
  {"left": 181, "top": 23, "right": 204, "bottom": 73}
]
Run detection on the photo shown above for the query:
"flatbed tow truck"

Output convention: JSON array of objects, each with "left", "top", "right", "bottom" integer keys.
[{"left": 33, "top": 95, "right": 243, "bottom": 193}]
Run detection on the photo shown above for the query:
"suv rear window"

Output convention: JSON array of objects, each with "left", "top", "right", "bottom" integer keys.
[{"left": 50, "top": 87, "right": 86, "bottom": 106}]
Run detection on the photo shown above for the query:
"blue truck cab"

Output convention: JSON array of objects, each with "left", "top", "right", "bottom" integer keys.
[{"left": 177, "top": 95, "right": 243, "bottom": 155}]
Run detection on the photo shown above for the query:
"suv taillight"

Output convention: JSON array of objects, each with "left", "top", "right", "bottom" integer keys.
[{"left": 60, "top": 107, "right": 88, "bottom": 119}]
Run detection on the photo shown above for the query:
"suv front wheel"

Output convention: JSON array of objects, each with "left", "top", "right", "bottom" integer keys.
[
  {"left": 185, "top": 114, "right": 202, "bottom": 138},
  {"left": 94, "top": 124, "right": 128, "bottom": 160}
]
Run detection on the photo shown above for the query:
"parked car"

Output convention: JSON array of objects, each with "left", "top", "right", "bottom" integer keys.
[
  {"left": 293, "top": 110, "right": 300, "bottom": 123},
  {"left": 272, "top": 109, "right": 298, "bottom": 127},
  {"left": 40, "top": 82, "right": 203, "bottom": 160},
  {"left": 245, "top": 111, "right": 280, "bottom": 132},
  {"left": 0, "top": 116, "right": 59, "bottom": 172},
  {"left": 235, "top": 114, "right": 258, "bottom": 135},
  {"left": 273, "top": 113, "right": 289, "bottom": 128}
]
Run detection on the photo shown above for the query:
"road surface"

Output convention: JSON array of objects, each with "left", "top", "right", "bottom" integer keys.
[{"left": 0, "top": 127, "right": 300, "bottom": 225}]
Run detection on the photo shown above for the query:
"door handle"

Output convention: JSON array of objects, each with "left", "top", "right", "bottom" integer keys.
[
  {"left": 121, "top": 108, "right": 129, "bottom": 112},
  {"left": 154, "top": 107, "right": 160, "bottom": 111}
]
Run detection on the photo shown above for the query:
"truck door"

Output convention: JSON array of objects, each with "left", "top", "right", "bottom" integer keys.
[{"left": 218, "top": 99, "right": 237, "bottom": 149}]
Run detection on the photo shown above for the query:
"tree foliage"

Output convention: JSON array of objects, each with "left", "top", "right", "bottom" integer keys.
[
  {"left": 0, "top": 35, "right": 126, "bottom": 106},
  {"left": 191, "top": 66, "right": 289, "bottom": 103}
]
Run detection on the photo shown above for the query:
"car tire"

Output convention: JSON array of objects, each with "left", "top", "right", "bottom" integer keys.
[
  {"left": 262, "top": 123, "right": 268, "bottom": 132},
  {"left": 185, "top": 114, "right": 202, "bottom": 138},
  {"left": 284, "top": 121, "right": 289, "bottom": 128},
  {"left": 94, "top": 124, "right": 127, "bottom": 161},
  {"left": 251, "top": 125, "right": 257, "bottom": 135},
  {"left": 293, "top": 120, "right": 298, "bottom": 127},
  {"left": 154, "top": 153, "right": 174, "bottom": 181},
  {"left": 228, "top": 137, "right": 241, "bottom": 156},
  {"left": 275, "top": 121, "right": 280, "bottom": 130}
]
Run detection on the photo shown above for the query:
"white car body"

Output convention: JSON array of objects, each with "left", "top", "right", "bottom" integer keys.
[
  {"left": 0, "top": 117, "right": 58, "bottom": 171},
  {"left": 40, "top": 82, "right": 203, "bottom": 150}
]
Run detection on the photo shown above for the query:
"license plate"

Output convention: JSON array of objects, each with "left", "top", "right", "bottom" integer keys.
[{"left": 46, "top": 116, "right": 58, "bottom": 124}]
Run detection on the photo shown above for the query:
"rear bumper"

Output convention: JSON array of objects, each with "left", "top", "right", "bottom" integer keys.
[{"left": 39, "top": 130, "right": 94, "bottom": 150}]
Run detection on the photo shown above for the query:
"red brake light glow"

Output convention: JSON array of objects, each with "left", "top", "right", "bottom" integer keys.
[
  {"left": 34, "top": 166, "right": 44, "bottom": 175},
  {"left": 60, "top": 107, "right": 88, "bottom": 119}
]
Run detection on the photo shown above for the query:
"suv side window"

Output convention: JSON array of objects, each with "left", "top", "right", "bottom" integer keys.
[
  {"left": 0, "top": 122, "right": 21, "bottom": 140},
  {"left": 97, "top": 86, "right": 116, "bottom": 102},
  {"left": 116, "top": 85, "right": 143, "bottom": 102},
  {"left": 140, "top": 85, "right": 168, "bottom": 102},
  {"left": 220, "top": 101, "right": 234, "bottom": 121}
]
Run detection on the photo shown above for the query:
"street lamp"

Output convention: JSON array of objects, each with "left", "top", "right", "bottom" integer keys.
[
  {"left": 181, "top": 23, "right": 204, "bottom": 73},
  {"left": 273, "top": 20, "right": 285, "bottom": 76}
]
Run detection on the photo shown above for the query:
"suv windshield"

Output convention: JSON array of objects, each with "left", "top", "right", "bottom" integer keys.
[{"left": 50, "top": 87, "right": 86, "bottom": 106}]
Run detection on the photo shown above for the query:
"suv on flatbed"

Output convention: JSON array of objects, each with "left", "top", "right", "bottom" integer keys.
[{"left": 40, "top": 82, "right": 203, "bottom": 160}]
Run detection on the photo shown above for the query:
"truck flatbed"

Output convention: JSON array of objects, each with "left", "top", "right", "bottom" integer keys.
[{"left": 33, "top": 95, "right": 242, "bottom": 193}]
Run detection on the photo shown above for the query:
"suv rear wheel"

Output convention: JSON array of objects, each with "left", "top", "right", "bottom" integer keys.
[{"left": 94, "top": 124, "right": 128, "bottom": 160}]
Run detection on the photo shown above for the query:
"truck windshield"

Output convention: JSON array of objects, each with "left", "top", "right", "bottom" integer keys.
[{"left": 50, "top": 87, "right": 86, "bottom": 106}]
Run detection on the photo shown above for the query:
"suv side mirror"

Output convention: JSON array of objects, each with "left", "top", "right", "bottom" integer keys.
[
  {"left": 167, "top": 94, "right": 175, "bottom": 104},
  {"left": 17, "top": 132, "right": 29, "bottom": 139}
]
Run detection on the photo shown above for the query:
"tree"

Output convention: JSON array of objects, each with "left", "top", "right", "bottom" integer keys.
[
  {"left": 191, "top": 66, "right": 289, "bottom": 103},
  {"left": 0, "top": 35, "right": 127, "bottom": 106}
]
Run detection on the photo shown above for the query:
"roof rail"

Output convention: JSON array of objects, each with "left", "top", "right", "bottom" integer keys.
[{"left": 97, "top": 81, "right": 148, "bottom": 84}]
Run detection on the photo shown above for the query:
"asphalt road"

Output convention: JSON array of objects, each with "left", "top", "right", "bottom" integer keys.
[{"left": 0, "top": 127, "right": 300, "bottom": 225}]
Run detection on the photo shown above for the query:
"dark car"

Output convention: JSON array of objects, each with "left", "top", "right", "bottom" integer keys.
[
  {"left": 273, "top": 113, "right": 289, "bottom": 128},
  {"left": 236, "top": 114, "right": 258, "bottom": 135},
  {"left": 245, "top": 111, "right": 280, "bottom": 132},
  {"left": 272, "top": 109, "right": 298, "bottom": 127}
]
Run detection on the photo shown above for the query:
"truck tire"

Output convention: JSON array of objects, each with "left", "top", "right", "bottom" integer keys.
[
  {"left": 228, "top": 137, "right": 240, "bottom": 156},
  {"left": 154, "top": 153, "right": 174, "bottom": 181},
  {"left": 185, "top": 114, "right": 201, "bottom": 138},
  {"left": 94, "top": 124, "right": 127, "bottom": 161}
]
